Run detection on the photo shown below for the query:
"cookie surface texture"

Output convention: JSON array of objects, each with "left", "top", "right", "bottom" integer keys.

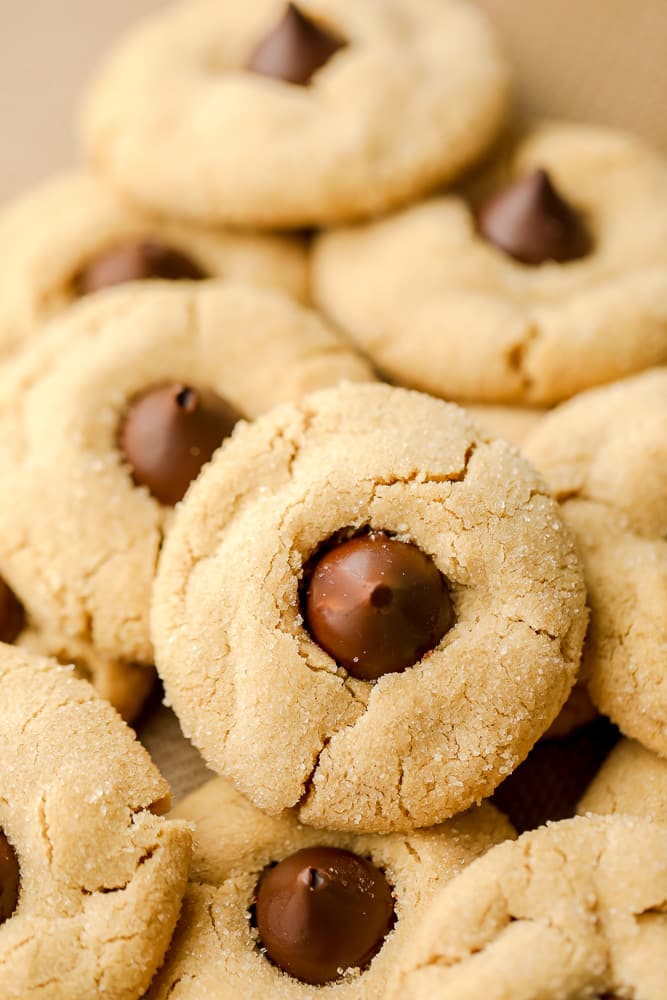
[
  {"left": 152, "top": 383, "right": 587, "bottom": 832},
  {"left": 0, "top": 644, "right": 191, "bottom": 1000},
  {"left": 524, "top": 368, "right": 667, "bottom": 757},
  {"left": 0, "top": 171, "right": 309, "bottom": 360},
  {"left": 0, "top": 283, "right": 374, "bottom": 668},
  {"left": 81, "top": 0, "right": 511, "bottom": 227},
  {"left": 147, "top": 775, "right": 514, "bottom": 998},
  {"left": 387, "top": 815, "right": 667, "bottom": 1000},
  {"left": 313, "top": 123, "right": 667, "bottom": 404},
  {"left": 579, "top": 738, "right": 667, "bottom": 824}
]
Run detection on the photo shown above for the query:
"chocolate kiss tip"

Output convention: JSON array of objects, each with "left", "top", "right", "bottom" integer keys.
[
  {"left": 476, "top": 166, "right": 592, "bottom": 266},
  {"left": 246, "top": 3, "right": 346, "bottom": 87}
]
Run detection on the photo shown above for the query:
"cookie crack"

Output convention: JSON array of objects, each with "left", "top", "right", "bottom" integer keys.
[
  {"left": 37, "top": 792, "right": 54, "bottom": 868},
  {"left": 505, "top": 322, "right": 539, "bottom": 392}
]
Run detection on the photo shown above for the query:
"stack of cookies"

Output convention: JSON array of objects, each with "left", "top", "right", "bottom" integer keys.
[{"left": 0, "top": 2, "right": 666, "bottom": 997}]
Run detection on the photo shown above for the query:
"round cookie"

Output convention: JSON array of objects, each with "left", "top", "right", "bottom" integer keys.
[
  {"left": 146, "top": 775, "right": 515, "bottom": 998},
  {"left": 313, "top": 122, "right": 667, "bottom": 404},
  {"left": 387, "top": 815, "right": 667, "bottom": 1000},
  {"left": 578, "top": 739, "right": 667, "bottom": 824},
  {"left": 0, "top": 171, "right": 309, "bottom": 360},
  {"left": 464, "top": 405, "right": 544, "bottom": 449},
  {"left": 523, "top": 368, "right": 667, "bottom": 758},
  {"left": 81, "top": 0, "right": 511, "bottom": 228},
  {"left": 152, "top": 382, "right": 587, "bottom": 832},
  {"left": 0, "top": 643, "right": 192, "bottom": 999},
  {"left": 0, "top": 282, "right": 374, "bottom": 670}
]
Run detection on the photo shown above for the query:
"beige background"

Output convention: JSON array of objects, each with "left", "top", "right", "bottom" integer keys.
[{"left": 0, "top": 0, "right": 665, "bottom": 207}]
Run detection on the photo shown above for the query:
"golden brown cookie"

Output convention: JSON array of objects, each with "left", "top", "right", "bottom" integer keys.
[
  {"left": 313, "top": 123, "right": 667, "bottom": 404},
  {"left": 578, "top": 738, "right": 667, "bottom": 824},
  {"left": 524, "top": 368, "right": 667, "bottom": 758},
  {"left": 146, "top": 776, "right": 514, "bottom": 998},
  {"left": 0, "top": 171, "right": 309, "bottom": 360},
  {"left": 0, "top": 282, "right": 373, "bottom": 677},
  {"left": 387, "top": 815, "right": 667, "bottom": 1000},
  {"left": 0, "top": 643, "right": 191, "bottom": 999},
  {"left": 81, "top": 0, "right": 511, "bottom": 227},
  {"left": 152, "top": 383, "right": 587, "bottom": 832}
]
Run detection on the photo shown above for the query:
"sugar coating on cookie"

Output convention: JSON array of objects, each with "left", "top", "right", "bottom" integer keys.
[
  {"left": 0, "top": 644, "right": 191, "bottom": 1000},
  {"left": 579, "top": 739, "right": 667, "bottom": 825},
  {"left": 387, "top": 815, "right": 667, "bottom": 1000},
  {"left": 0, "top": 171, "right": 309, "bottom": 360},
  {"left": 81, "top": 0, "right": 511, "bottom": 227},
  {"left": 524, "top": 367, "right": 667, "bottom": 758},
  {"left": 0, "top": 283, "right": 374, "bottom": 668},
  {"left": 146, "top": 775, "right": 514, "bottom": 998},
  {"left": 0, "top": 534, "right": 153, "bottom": 723},
  {"left": 313, "top": 122, "right": 667, "bottom": 404},
  {"left": 152, "top": 383, "right": 587, "bottom": 832},
  {"left": 17, "top": 628, "right": 155, "bottom": 724}
]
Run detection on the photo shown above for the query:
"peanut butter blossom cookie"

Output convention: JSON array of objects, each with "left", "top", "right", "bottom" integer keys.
[
  {"left": 313, "top": 122, "right": 667, "bottom": 404},
  {"left": 146, "top": 776, "right": 514, "bottom": 997},
  {"left": 387, "top": 815, "right": 667, "bottom": 1000},
  {"left": 81, "top": 0, "right": 511, "bottom": 227},
  {"left": 0, "top": 283, "right": 374, "bottom": 676},
  {"left": 524, "top": 368, "right": 667, "bottom": 758},
  {"left": 0, "top": 171, "right": 308, "bottom": 360},
  {"left": 0, "top": 644, "right": 192, "bottom": 999},
  {"left": 578, "top": 739, "right": 667, "bottom": 825},
  {"left": 152, "top": 383, "right": 587, "bottom": 833}
]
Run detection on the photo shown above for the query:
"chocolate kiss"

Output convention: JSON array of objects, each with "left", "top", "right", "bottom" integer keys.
[
  {"left": 304, "top": 532, "right": 455, "bottom": 681},
  {"left": 246, "top": 3, "right": 346, "bottom": 86},
  {"left": 476, "top": 168, "right": 592, "bottom": 266},
  {"left": 120, "top": 384, "right": 241, "bottom": 506},
  {"left": 255, "top": 846, "right": 394, "bottom": 985},
  {"left": 76, "top": 241, "right": 206, "bottom": 296}
]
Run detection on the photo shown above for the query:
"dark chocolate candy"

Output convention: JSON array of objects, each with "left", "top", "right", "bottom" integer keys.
[
  {"left": 304, "top": 531, "right": 454, "bottom": 681},
  {"left": 255, "top": 845, "right": 394, "bottom": 985},
  {"left": 76, "top": 240, "right": 206, "bottom": 295},
  {"left": 246, "top": 3, "right": 346, "bottom": 86},
  {"left": 120, "top": 384, "right": 240, "bottom": 505},
  {"left": 476, "top": 168, "right": 591, "bottom": 265}
]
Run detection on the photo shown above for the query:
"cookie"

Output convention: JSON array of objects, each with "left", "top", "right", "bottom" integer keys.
[
  {"left": 0, "top": 643, "right": 192, "bottom": 999},
  {"left": 578, "top": 739, "right": 667, "bottom": 824},
  {"left": 81, "top": 0, "right": 511, "bottom": 228},
  {"left": 0, "top": 282, "right": 374, "bottom": 673},
  {"left": 313, "top": 122, "right": 667, "bottom": 404},
  {"left": 146, "top": 775, "right": 514, "bottom": 997},
  {"left": 0, "top": 557, "right": 153, "bottom": 723},
  {"left": 523, "top": 368, "right": 667, "bottom": 757},
  {"left": 18, "top": 627, "right": 156, "bottom": 725},
  {"left": 0, "top": 171, "right": 309, "bottom": 360},
  {"left": 152, "top": 382, "right": 587, "bottom": 832},
  {"left": 464, "top": 405, "right": 544, "bottom": 448},
  {"left": 387, "top": 815, "right": 667, "bottom": 1000}
]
